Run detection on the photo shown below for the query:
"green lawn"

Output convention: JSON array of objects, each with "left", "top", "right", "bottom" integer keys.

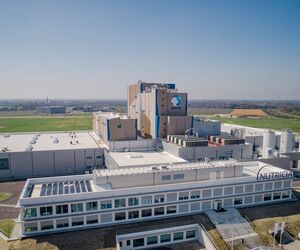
[
  {"left": 212, "top": 116, "right": 300, "bottom": 132},
  {"left": 0, "top": 192, "right": 11, "bottom": 202},
  {"left": 0, "top": 220, "right": 15, "bottom": 237},
  {"left": 0, "top": 116, "right": 92, "bottom": 133}
]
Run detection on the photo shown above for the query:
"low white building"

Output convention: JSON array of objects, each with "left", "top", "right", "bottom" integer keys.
[
  {"left": 17, "top": 160, "right": 293, "bottom": 238},
  {"left": 0, "top": 132, "right": 105, "bottom": 180}
]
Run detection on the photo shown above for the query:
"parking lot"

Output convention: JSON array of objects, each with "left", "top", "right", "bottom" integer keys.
[{"left": 0, "top": 180, "right": 25, "bottom": 220}]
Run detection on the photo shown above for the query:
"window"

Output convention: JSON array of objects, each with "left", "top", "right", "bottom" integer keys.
[
  {"left": 72, "top": 217, "right": 84, "bottom": 227},
  {"left": 56, "top": 204, "right": 68, "bottom": 214},
  {"left": 86, "top": 201, "right": 98, "bottom": 211},
  {"left": 141, "top": 196, "right": 152, "bottom": 205},
  {"left": 202, "top": 189, "right": 212, "bottom": 198},
  {"left": 23, "top": 208, "right": 37, "bottom": 218},
  {"left": 24, "top": 222, "right": 38, "bottom": 233},
  {"left": 133, "top": 238, "right": 144, "bottom": 247},
  {"left": 71, "top": 203, "right": 83, "bottom": 213},
  {"left": 173, "top": 174, "right": 184, "bottom": 180},
  {"left": 154, "top": 194, "right": 164, "bottom": 203},
  {"left": 162, "top": 175, "right": 171, "bottom": 181},
  {"left": 115, "top": 212, "right": 126, "bottom": 221},
  {"left": 86, "top": 215, "right": 98, "bottom": 224},
  {"left": 40, "top": 206, "right": 53, "bottom": 216},
  {"left": 100, "top": 200, "right": 112, "bottom": 209},
  {"left": 127, "top": 240, "right": 130, "bottom": 246},
  {"left": 160, "top": 234, "right": 171, "bottom": 243},
  {"left": 282, "top": 191, "right": 290, "bottom": 199},
  {"left": 179, "top": 192, "right": 189, "bottom": 200},
  {"left": 40, "top": 220, "right": 53, "bottom": 231},
  {"left": 56, "top": 218, "right": 69, "bottom": 228},
  {"left": 264, "top": 193, "right": 272, "bottom": 201},
  {"left": 186, "top": 230, "right": 196, "bottom": 239},
  {"left": 191, "top": 191, "right": 200, "bottom": 199},
  {"left": 115, "top": 198, "right": 126, "bottom": 208},
  {"left": 96, "top": 156, "right": 102, "bottom": 159},
  {"left": 128, "top": 210, "right": 139, "bottom": 219},
  {"left": 86, "top": 156, "right": 93, "bottom": 160},
  {"left": 154, "top": 207, "right": 164, "bottom": 216},
  {"left": 117, "top": 124, "right": 122, "bottom": 128},
  {"left": 167, "top": 206, "right": 177, "bottom": 214},
  {"left": 273, "top": 192, "right": 281, "bottom": 200},
  {"left": 142, "top": 209, "right": 152, "bottom": 217},
  {"left": 0, "top": 158, "right": 9, "bottom": 170},
  {"left": 128, "top": 197, "right": 139, "bottom": 206},
  {"left": 234, "top": 197, "right": 243, "bottom": 205},
  {"left": 147, "top": 236, "right": 158, "bottom": 245},
  {"left": 173, "top": 232, "right": 184, "bottom": 241}
]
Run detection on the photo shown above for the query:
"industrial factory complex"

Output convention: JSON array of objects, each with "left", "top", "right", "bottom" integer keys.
[{"left": 1, "top": 81, "right": 300, "bottom": 249}]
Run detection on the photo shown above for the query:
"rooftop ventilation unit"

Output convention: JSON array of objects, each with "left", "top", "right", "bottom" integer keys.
[
  {"left": 160, "top": 165, "right": 168, "bottom": 170},
  {"left": 53, "top": 138, "right": 59, "bottom": 143},
  {"left": 151, "top": 166, "right": 159, "bottom": 171},
  {"left": 3, "top": 134, "right": 10, "bottom": 138},
  {"left": 1, "top": 147, "right": 9, "bottom": 152}
]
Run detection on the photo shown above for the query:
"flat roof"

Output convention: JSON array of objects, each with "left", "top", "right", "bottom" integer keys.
[
  {"left": 0, "top": 132, "right": 105, "bottom": 152},
  {"left": 95, "top": 159, "right": 239, "bottom": 177},
  {"left": 108, "top": 150, "right": 186, "bottom": 167}
]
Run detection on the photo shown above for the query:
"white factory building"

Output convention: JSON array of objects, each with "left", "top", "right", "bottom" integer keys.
[
  {"left": 17, "top": 159, "right": 293, "bottom": 239},
  {"left": 0, "top": 132, "right": 105, "bottom": 180}
]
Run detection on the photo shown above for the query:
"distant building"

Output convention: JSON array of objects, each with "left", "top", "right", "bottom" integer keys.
[
  {"left": 128, "top": 81, "right": 193, "bottom": 139},
  {"left": 93, "top": 112, "right": 137, "bottom": 145},
  {"left": 36, "top": 106, "right": 66, "bottom": 115}
]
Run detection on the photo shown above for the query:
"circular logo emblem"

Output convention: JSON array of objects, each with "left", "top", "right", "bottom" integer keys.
[{"left": 171, "top": 95, "right": 182, "bottom": 107}]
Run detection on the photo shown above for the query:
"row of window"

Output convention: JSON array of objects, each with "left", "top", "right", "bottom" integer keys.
[
  {"left": 23, "top": 181, "right": 291, "bottom": 219},
  {"left": 119, "top": 229, "right": 197, "bottom": 248},
  {"left": 23, "top": 191, "right": 291, "bottom": 234}
]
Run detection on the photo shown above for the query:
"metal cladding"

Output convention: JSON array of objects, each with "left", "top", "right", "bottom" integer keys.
[
  {"left": 280, "top": 129, "right": 293, "bottom": 154},
  {"left": 262, "top": 130, "right": 276, "bottom": 158}
]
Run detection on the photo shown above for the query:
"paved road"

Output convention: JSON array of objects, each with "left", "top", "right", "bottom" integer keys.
[{"left": 0, "top": 180, "right": 25, "bottom": 220}]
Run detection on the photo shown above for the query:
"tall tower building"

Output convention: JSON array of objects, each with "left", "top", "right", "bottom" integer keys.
[{"left": 128, "top": 81, "right": 193, "bottom": 139}]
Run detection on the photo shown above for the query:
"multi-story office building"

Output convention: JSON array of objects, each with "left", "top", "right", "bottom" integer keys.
[
  {"left": 17, "top": 160, "right": 293, "bottom": 237},
  {"left": 128, "top": 81, "right": 193, "bottom": 139}
]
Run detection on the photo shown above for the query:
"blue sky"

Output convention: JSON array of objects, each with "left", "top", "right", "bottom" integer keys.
[{"left": 0, "top": 0, "right": 299, "bottom": 99}]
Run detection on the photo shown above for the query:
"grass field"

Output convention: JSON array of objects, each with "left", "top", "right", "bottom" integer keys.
[
  {"left": 0, "top": 220, "right": 15, "bottom": 237},
  {"left": 0, "top": 193, "right": 11, "bottom": 202},
  {"left": 0, "top": 116, "right": 92, "bottom": 133},
  {"left": 211, "top": 116, "right": 300, "bottom": 132}
]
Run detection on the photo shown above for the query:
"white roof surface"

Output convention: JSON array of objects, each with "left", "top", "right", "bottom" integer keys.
[
  {"left": 0, "top": 132, "right": 105, "bottom": 152},
  {"left": 108, "top": 150, "right": 186, "bottom": 167},
  {"left": 95, "top": 159, "right": 238, "bottom": 177}
]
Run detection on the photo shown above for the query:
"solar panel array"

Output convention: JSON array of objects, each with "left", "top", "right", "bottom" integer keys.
[{"left": 40, "top": 180, "right": 92, "bottom": 196}]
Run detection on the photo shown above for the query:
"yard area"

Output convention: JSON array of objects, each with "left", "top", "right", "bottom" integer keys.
[
  {"left": 0, "top": 193, "right": 11, "bottom": 202},
  {"left": 0, "top": 214, "right": 226, "bottom": 250},
  {"left": 0, "top": 115, "right": 92, "bottom": 133},
  {"left": 239, "top": 190, "right": 300, "bottom": 246},
  {"left": 0, "top": 220, "right": 15, "bottom": 237}
]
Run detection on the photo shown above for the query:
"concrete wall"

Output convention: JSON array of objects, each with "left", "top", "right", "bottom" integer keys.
[
  {"left": 162, "top": 141, "right": 253, "bottom": 161},
  {"left": 0, "top": 148, "right": 104, "bottom": 180},
  {"left": 193, "top": 119, "right": 221, "bottom": 137}
]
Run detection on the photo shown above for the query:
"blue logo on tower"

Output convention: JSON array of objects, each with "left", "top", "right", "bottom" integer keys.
[{"left": 171, "top": 95, "right": 182, "bottom": 108}]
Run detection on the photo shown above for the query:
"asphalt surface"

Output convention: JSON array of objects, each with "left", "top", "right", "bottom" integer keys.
[{"left": 0, "top": 180, "right": 25, "bottom": 220}]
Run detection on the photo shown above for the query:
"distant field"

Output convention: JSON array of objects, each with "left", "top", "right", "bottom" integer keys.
[
  {"left": 188, "top": 108, "right": 232, "bottom": 115},
  {"left": 212, "top": 116, "right": 300, "bottom": 132},
  {"left": 0, "top": 116, "right": 92, "bottom": 133}
]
